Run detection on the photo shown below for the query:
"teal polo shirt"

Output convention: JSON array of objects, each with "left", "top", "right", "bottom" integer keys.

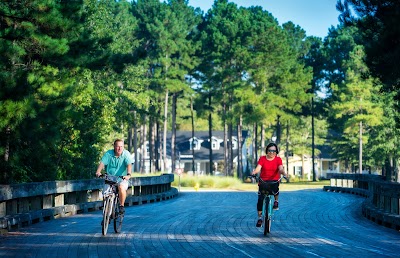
[{"left": 101, "top": 149, "right": 133, "bottom": 176}]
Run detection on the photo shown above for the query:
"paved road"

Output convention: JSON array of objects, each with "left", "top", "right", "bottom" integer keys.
[{"left": 1, "top": 188, "right": 399, "bottom": 257}]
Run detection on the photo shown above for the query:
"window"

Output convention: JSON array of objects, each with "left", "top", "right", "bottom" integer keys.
[
  {"left": 232, "top": 137, "right": 238, "bottom": 149},
  {"left": 210, "top": 136, "right": 221, "bottom": 150},
  {"left": 190, "top": 137, "right": 203, "bottom": 150},
  {"left": 294, "top": 166, "right": 302, "bottom": 176}
]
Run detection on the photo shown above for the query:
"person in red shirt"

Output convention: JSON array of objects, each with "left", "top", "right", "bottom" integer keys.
[{"left": 251, "top": 142, "right": 287, "bottom": 227}]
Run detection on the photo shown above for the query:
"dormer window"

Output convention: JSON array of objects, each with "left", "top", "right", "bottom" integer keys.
[
  {"left": 232, "top": 137, "right": 238, "bottom": 150},
  {"left": 212, "top": 140, "right": 218, "bottom": 150},
  {"left": 210, "top": 136, "right": 223, "bottom": 150},
  {"left": 190, "top": 137, "right": 203, "bottom": 150}
]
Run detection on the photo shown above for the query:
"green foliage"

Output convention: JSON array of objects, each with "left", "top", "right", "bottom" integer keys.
[
  {"left": 337, "top": 0, "right": 400, "bottom": 96},
  {"left": 171, "top": 174, "right": 243, "bottom": 189},
  {"left": 1, "top": 0, "right": 397, "bottom": 184},
  {"left": 329, "top": 46, "right": 384, "bottom": 167}
]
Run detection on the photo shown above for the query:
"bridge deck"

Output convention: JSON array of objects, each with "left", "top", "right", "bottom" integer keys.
[{"left": 1, "top": 188, "right": 399, "bottom": 257}]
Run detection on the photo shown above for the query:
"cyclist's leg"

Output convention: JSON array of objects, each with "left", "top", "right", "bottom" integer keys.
[
  {"left": 257, "top": 187, "right": 265, "bottom": 217},
  {"left": 118, "top": 180, "right": 129, "bottom": 208},
  {"left": 272, "top": 183, "right": 280, "bottom": 209}
]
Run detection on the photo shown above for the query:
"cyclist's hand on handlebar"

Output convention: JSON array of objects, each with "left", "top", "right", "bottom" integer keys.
[{"left": 96, "top": 172, "right": 102, "bottom": 178}]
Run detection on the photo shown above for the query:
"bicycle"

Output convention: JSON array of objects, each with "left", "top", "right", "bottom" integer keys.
[
  {"left": 99, "top": 174, "right": 125, "bottom": 236},
  {"left": 250, "top": 175, "right": 287, "bottom": 235}
]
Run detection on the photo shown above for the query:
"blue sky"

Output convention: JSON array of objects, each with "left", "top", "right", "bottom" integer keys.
[{"left": 188, "top": 0, "right": 341, "bottom": 38}]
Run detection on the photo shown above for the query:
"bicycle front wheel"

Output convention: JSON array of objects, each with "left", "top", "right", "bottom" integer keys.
[
  {"left": 263, "top": 197, "right": 272, "bottom": 235},
  {"left": 102, "top": 196, "right": 114, "bottom": 236},
  {"left": 264, "top": 217, "right": 271, "bottom": 235}
]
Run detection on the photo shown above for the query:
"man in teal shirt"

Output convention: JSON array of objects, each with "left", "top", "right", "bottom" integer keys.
[{"left": 96, "top": 139, "right": 133, "bottom": 213}]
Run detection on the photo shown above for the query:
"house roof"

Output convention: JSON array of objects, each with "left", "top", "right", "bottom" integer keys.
[
  {"left": 316, "top": 144, "right": 335, "bottom": 160},
  {"left": 167, "top": 131, "right": 249, "bottom": 161}
]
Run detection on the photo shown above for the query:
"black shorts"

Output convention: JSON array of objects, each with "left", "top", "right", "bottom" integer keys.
[{"left": 258, "top": 181, "right": 279, "bottom": 196}]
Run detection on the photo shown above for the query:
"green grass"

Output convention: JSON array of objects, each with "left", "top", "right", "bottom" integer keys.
[{"left": 172, "top": 174, "right": 329, "bottom": 191}]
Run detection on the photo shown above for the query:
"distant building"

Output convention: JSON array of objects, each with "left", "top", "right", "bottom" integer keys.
[
  {"left": 172, "top": 131, "right": 249, "bottom": 175},
  {"left": 134, "top": 130, "right": 249, "bottom": 175}
]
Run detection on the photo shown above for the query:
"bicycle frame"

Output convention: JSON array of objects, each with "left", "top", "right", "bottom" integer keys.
[
  {"left": 101, "top": 174, "right": 124, "bottom": 236},
  {"left": 260, "top": 186, "right": 275, "bottom": 235},
  {"left": 251, "top": 175, "right": 286, "bottom": 235}
]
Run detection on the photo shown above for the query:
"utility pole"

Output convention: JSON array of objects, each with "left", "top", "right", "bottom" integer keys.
[
  {"left": 286, "top": 122, "right": 289, "bottom": 176},
  {"left": 312, "top": 95, "right": 316, "bottom": 181},
  {"left": 359, "top": 121, "right": 362, "bottom": 174},
  {"left": 276, "top": 115, "right": 281, "bottom": 145}
]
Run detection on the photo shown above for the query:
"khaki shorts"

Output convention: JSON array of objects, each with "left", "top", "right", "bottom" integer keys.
[{"left": 103, "top": 179, "right": 129, "bottom": 194}]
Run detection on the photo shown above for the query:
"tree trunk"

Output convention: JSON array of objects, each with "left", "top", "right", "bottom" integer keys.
[
  {"left": 253, "top": 123, "right": 258, "bottom": 167},
  {"left": 208, "top": 94, "right": 213, "bottom": 176},
  {"left": 191, "top": 97, "right": 195, "bottom": 174},
  {"left": 133, "top": 111, "right": 138, "bottom": 172},
  {"left": 151, "top": 119, "right": 156, "bottom": 173},
  {"left": 359, "top": 121, "right": 363, "bottom": 174},
  {"left": 261, "top": 124, "right": 265, "bottom": 153},
  {"left": 301, "top": 154, "right": 306, "bottom": 180},
  {"left": 4, "top": 127, "right": 10, "bottom": 162},
  {"left": 224, "top": 120, "right": 228, "bottom": 176},
  {"left": 163, "top": 89, "right": 169, "bottom": 172},
  {"left": 395, "top": 158, "right": 399, "bottom": 183},
  {"left": 155, "top": 119, "right": 161, "bottom": 172},
  {"left": 149, "top": 115, "right": 153, "bottom": 173},
  {"left": 141, "top": 120, "right": 147, "bottom": 174},
  {"left": 237, "top": 117, "right": 243, "bottom": 179},
  {"left": 127, "top": 127, "right": 133, "bottom": 153},
  {"left": 228, "top": 121, "right": 233, "bottom": 177},
  {"left": 171, "top": 92, "right": 177, "bottom": 174}
]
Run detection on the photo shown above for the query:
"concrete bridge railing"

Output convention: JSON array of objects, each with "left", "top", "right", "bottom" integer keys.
[
  {"left": 324, "top": 173, "right": 400, "bottom": 231},
  {"left": 0, "top": 174, "right": 178, "bottom": 233}
]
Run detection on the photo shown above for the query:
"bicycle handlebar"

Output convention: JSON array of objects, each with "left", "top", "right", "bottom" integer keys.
[
  {"left": 248, "top": 174, "right": 288, "bottom": 184},
  {"left": 97, "top": 174, "right": 126, "bottom": 184},
  {"left": 97, "top": 173, "right": 126, "bottom": 179}
]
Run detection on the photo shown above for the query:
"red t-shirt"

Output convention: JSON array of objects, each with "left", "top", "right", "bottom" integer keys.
[{"left": 258, "top": 156, "right": 283, "bottom": 181}]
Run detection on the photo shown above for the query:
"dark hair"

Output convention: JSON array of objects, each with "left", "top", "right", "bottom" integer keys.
[{"left": 265, "top": 142, "right": 279, "bottom": 154}]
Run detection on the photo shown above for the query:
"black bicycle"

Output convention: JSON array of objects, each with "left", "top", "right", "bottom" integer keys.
[
  {"left": 100, "top": 174, "right": 124, "bottom": 236},
  {"left": 250, "top": 175, "right": 286, "bottom": 235}
]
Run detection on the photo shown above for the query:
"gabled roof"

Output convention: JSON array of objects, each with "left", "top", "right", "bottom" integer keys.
[{"left": 167, "top": 131, "right": 249, "bottom": 161}]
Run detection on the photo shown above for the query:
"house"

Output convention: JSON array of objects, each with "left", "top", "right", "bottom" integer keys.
[
  {"left": 172, "top": 130, "right": 249, "bottom": 175},
  {"left": 282, "top": 144, "right": 343, "bottom": 180},
  {"left": 133, "top": 130, "right": 249, "bottom": 175},
  {"left": 134, "top": 130, "right": 344, "bottom": 179}
]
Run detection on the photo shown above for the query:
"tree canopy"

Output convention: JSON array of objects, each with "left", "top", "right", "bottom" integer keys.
[{"left": 0, "top": 0, "right": 399, "bottom": 183}]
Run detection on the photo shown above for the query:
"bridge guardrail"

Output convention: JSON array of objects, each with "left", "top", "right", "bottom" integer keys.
[
  {"left": 0, "top": 174, "right": 178, "bottom": 233},
  {"left": 323, "top": 173, "right": 400, "bottom": 231}
]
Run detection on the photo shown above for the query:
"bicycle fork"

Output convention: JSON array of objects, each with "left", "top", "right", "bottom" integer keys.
[{"left": 103, "top": 193, "right": 115, "bottom": 217}]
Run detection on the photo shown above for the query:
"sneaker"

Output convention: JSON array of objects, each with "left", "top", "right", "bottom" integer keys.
[
  {"left": 256, "top": 218, "right": 263, "bottom": 227},
  {"left": 119, "top": 205, "right": 125, "bottom": 214},
  {"left": 273, "top": 201, "right": 279, "bottom": 210}
]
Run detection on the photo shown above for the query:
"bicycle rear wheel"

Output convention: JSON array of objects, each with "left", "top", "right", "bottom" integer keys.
[
  {"left": 114, "top": 211, "right": 124, "bottom": 233},
  {"left": 113, "top": 200, "right": 124, "bottom": 233},
  {"left": 102, "top": 196, "right": 114, "bottom": 236}
]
